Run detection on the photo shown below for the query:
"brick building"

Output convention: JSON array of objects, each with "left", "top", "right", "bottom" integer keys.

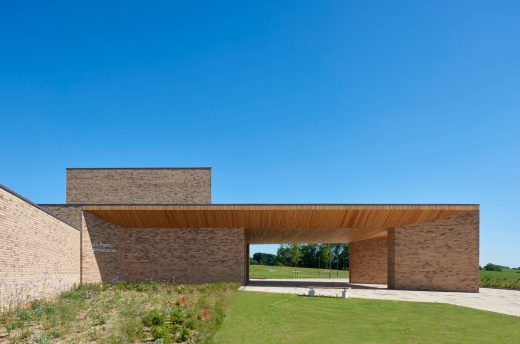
[{"left": 0, "top": 167, "right": 479, "bottom": 308}]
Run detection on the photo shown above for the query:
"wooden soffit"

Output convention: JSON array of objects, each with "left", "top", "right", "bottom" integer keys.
[{"left": 82, "top": 204, "right": 478, "bottom": 244}]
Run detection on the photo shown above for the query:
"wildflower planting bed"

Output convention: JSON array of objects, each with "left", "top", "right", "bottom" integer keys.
[{"left": 0, "top": 282, "right": 237, "bottom": 343}]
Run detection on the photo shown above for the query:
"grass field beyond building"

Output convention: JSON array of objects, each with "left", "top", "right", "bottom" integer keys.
[
  {"left": 480, "top": 270, "right": 520, "bottom": 289},
  {"left": 250, "top": 264, "right": 349, "bottom": 279},
  {"left": 250, "top": 264, "right": 520, "bottom": 289}
]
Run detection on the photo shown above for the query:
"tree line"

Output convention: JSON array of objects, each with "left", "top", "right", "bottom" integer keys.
[
  {"left": 480, "top": 263, "right": 520, "bottom": 272},
  {"left": 251, "top": 244, "right": 349, "bottom": 271}
]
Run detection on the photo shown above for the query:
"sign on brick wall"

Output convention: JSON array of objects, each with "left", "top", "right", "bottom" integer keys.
[{"left": 92, "top": 243, "right": 116, "bottom": 253}]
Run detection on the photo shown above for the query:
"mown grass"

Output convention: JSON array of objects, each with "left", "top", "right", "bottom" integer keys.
[
  {"left": 250, "top": 264, "right": 349, "bottom": 279},
  {"left": 480, "top": 270, "right": 520, "bottom": 289},
  {"left": 251, "top": 264, "right": 520, "bottom": 290},
  {"left": 0, "top": 282, "right": 237, "bottom": 343},
  {"left": 214, "top": 291, "right": 520, "bottom": 344}
]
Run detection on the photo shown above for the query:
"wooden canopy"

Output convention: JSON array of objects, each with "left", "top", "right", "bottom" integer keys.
[{"left": 83, "top": 204, "right": 478, "bottom": 244}]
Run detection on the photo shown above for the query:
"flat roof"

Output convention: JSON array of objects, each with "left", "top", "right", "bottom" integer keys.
[
  {"left": 66, "top": 167, "right": 211, "bottom": 170},
  {"left": 83, "top": 204, "right": 478, "bottom": 244},
  {"left": 82, "top": 204, "right": 478, "bottom": 208}
]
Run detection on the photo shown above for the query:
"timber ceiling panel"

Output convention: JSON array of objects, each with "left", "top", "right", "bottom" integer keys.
[{"left": 83, "top": 205, "right": 478, "bottom": 244}]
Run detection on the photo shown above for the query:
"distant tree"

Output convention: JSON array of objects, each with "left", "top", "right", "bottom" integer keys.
[
  {"left": 317, "top": 244, "right": 322, "bottom": 272},
  {"left": 276, "top": 245, "right": 292, "bottom": 266},
  {"left": 300, "top": 244, "right": 319, "bottom": 268},
  {"left": 484, "top": 263, "right": 509, "bottom": 272},
  {"left": 275, "top": 243, "right": 349, "bottom": 271},
  {"left": 291, "top": 244, "right": 301, "bottom": 274},
  {"left": 331, "top": 244, "right": 349, "bottom": 276},
  {"left": 252, "top": 252, "right": 278, "bottom": 266},
  {"left": 321, "top": 244, "right": 334, "bottom": 277}
]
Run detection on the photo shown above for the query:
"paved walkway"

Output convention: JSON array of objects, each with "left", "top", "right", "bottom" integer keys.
[{"left": 240, "top": 279, "right": 520, "bottom": 317}]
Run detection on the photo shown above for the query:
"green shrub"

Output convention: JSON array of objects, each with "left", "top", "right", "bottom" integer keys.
[
  {"left": 28, "top": 300, "right": 57, "bottom": 321},
  {"left": 5, "top": 321, "right": 23, "bottom": 333},
  {"left": 120, "top": 317, "right": 144, "bottom": 341},
  {"left": 34, "top": 334, "right": 50, "bottom": 344},
  {"left": 77, "top": 283, "right": 106, "bottom": 293},
  {"left": 114, "top": 282, "right": 160, "bottom": 292},
  {"left": 178, "top": 326, "right": 192, "bottom": 342},
  {"left": 151, "top": 325, "right": 172, "bottom": 342},
  {"left": 49, "top": 329, "right": 60, "bottom": 338},
  {"left": 93, "top": 312, "right": 109, "bottom": 325},
  {"left": 183, "top": 316, "right": 197, "bottom": 330},
  {"left": 105, "top": 335, "right": 125, "bottom": 344},
  {"left": 16, "top": 309, "right": 32, "bottom": 321},
  {"left": 142, "top": 309, "right": 165, "bottom": 326},
  {"left": 170, "top": 308, "right": 187, "bottom": 325}
]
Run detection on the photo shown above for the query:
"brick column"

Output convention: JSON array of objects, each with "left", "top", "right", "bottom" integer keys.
[
  {"left": 387, "top": 211, "right": 479, "bottom": 292},
  {"left": 244, "top": 242, "right": 250, "bottom": 285},
  {"left": 349, "top": 236, "right": 388, "bottom": 284}
]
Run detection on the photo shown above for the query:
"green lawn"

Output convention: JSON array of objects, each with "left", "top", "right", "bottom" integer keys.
[
  {"left": 250, "top": 264, "right": 349, "bottom": 279},
  {"left": 214, "top": 291, "right": 520, "bottom": 344},
  {"left": 251, "top": 265, "right": 520, "bottom": 290},
  {"left": 480, "top": 270, "right": 520, "bottom": 289}
]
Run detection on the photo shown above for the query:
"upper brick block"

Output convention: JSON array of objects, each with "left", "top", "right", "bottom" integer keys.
[{"left": 66, "top": 168, "right": 211, "bottom": 204}]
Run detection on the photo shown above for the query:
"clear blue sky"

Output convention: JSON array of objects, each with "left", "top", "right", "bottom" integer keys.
[{"left": 1, "top": 1, "right": 519, "bottom": 267}]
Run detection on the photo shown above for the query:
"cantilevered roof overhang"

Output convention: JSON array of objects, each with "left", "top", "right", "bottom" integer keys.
[{"left": 83, "top": 204, "right": 479, "bottom": 244}]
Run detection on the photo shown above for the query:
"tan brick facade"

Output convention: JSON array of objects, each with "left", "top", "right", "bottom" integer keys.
[
  {"left": 66, "top": 168, "right": 211, "bottom": 204},
  {"left": 82, "top": 212, "right": 245, "bottom": 284},
  {"left": 0, "top": 187, "right": 80, "bottom": 310},
  {"left": 41, "top": 205, "right": 83, "bottom": 230},
  {"left": 349, "top": 236, "right": 388, "bottom": 284},
  {"left": 388, "top": 212, "right": 479, "bottom": 292},
  {"left": 1, "top": 167, "right": 480, "bottom": 298}
]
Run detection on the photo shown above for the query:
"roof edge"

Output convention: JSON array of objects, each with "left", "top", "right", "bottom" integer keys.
[
  {"left": 0, "top": 184, "right": 80, "bottom": 230},
  {"left": 66, "top": 167, "right": 212, "bottom": 170},
  {"left": 82, "top": 203, "right": 479, "bottom": 211},
  {"left": 38, "top": 203, "right": 80, "bottom": 207}
]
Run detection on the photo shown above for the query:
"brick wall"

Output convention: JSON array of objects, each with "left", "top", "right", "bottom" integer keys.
[
  {"left": 82, "top": 212, "right": 245, "bottom": 284},
  {"left": 66, "top": 168, "right": 211, "bottom": 204},
  {"left": 349, "top": 236, "right": 388, "bottom": 284},
  {"left": 40, "top": 205, "right": 83, "bottom": 230},
  {"left": 388, "top": 211, "right": 479, "bottom": 292},
  {"left": 0, "top": 187, "right": 80, "bottom": 310}
]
